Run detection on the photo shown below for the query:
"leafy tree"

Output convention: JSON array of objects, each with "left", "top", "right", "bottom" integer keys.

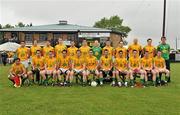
[
  {"left": 94, "top": 15, "right": 131, "bottom": 37},
  {"left": 3, "top": 24, "right": 14, "bottom": 28},
  {"left": 0, "top": 24, "right": 2, "bottom": 29},
  {"left": 15, "top": 22, "right": 25, "bottom": 27}
]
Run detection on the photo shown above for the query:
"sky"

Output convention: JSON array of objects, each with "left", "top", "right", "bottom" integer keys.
[{"left": 0, "top": 0, "right": 180, "bottom": 49}]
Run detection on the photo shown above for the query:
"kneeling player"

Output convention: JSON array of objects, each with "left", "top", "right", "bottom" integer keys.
[
  {"left": 45, "top": 51, "right": 59, "bottom": 86},
  {"left": 129, "top": 50, "right": 146, "bottom": 87},
  {"left": 113, "top": 50, "right": 130, "bottom": 87},
  {"left": 141, "top": 51, "right": 156, "bottom": 86},
  {"left": 8, "top": 58, "right": 27, "bottom": 87},
  {"left": 58, "top": 50, "right": 73, "bottom": 86},
  {"left": 154, "top": 51, "right": 170, "bottom": 84},
  {"left": 28, "top": 50, "right": 46, "bottom": 84},
  {"left": 99, "top": 49, "right": 113, "bottom": 85},
  {"left": 84, "top": 49, "right": 99, "bottom": 86}
]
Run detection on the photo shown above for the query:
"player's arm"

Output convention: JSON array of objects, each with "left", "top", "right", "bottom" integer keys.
[
  {"left": 68, "top": 59, "right": 73, "bottom": 70},
  {"left": 71, "top": 59, "right": 74, "bottom": 70},
  {"left": 21, "top": 66, "right": 26, "bottom": 76},
  {"left": 15, "top": 49, "right": 19, "bottom": 58},
  {"left": 31, "top": 58, "right": 35, "bottom": 70},
  {"left": 27, "top": 48, "right": 30, "bottom": 58},
  {"left": 9, "top": 67, "right": 15, "bottom": 76},
  {"left": 94, "top": 60, "right": 98, "bottom": 70},
  {"left": 153, "top": 47, "right": 157, "bottom": 57},
  {"left": 113, "top": 60, "right": 117, "bottom": 70},
  {"left": 112, "top": 48, "right": 115, "bottom": 57},
  {"left": 163, "top": 59, "right": 166, "bottom": 70},
  {"left": 139, "top": 45, "right": 142, "bottom": 57},
  {"left": 153, "top": 60, "right": 158, "bottom": 70},
  {"left": 128, "top": 60, "right": 133, "bottom": 70},
  {"left": 138, "top": 59, "right": 141, "bottom": 70},
  {"left": 54, "top": 46, "right": 57, "bottom": 57}
]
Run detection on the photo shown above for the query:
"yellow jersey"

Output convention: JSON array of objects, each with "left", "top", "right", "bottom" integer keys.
[
  {"left": 143, "top": 45, "right": 156, "bottom": 58},
  {"left": 102, "top": 46, "right": 114, "bottom": 57},
  {"left": 79, "top": 46, "right": 90, "bottom": 59},
  {"left": 58, "top": 56, "right": 71, "bottom": 69},
  {"left": 115, "top": 47, "right": 127, "bottom": 58},
  {"left": 85, "top": 56, "right": 97, "bottom": 70},
  {"left": 129, "top": 57, "right": 141, "bottom": 69},
  {"left": 141, "top": 57, "right": 153, "bottom": 69},
  {"left": 16, "top": 47, "right": 29, "bottom": 61},
  {"left": 128, "top": 44, "right": 142, "bottom": 57},
  {"left": 100, "top": 56, "right": 112, "bottom": 70},
  {"left": 45, "top": 57, "right": 56, "bottom": 70},
  {"left": 10, "top": 63, "right": 25, "bottom": 74},
  {"left": 43, "top": 46, "right": 54, "bottom": 58},
  {"left": 67, "top": 46, "right": 78, "bottom": 59},
  {"left": 30, "top": 45, "right": 42, "bottom": 57},
  {"left": 154, "top": 56, "right": 165, "bottom": 69},
  {"left": 72, "top": 56, "right": 85, "bottom": 70},
  {"left": 55, "top": 44, "right": 67, "bottom": 58},
  {"left": 114, "top": 57, "right": 128, "bottom": 70},
  {"left": 32, "top": 56, "right": 45, "bottom": 70}
]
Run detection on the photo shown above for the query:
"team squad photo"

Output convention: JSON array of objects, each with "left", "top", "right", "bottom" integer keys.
[
  {"left": 0, "top": 0, "right": 179, "bottom": 115},
  {"left": 8, "top": 37, "right": 171, "bottom": 88}
]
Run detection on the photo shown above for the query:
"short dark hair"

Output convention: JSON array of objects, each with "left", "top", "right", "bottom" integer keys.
[
  {"left": 145, "top": 51, "right": 149, "bottom": 53},
  {"left": 36, "top": 50, "right": 41, "bottom": 53},
  {"left": 76, "top": 49, "right": 81, "bottom": 53},
  {"left": 104, "top": 49, "right": 108, "bottom": 52},
  {"left": 147, "top": 38, "right": 152, "bottom": 42},
  {"left": 161, "top": 36, "right": 166, "bottom": 40},
  {"left": 20, "top": 40, "right": 25, "bottom": 43},
  {"left": 89, "top": 49, "right": 93, "bottom": 52},
  {"left": 14, "top": 58, "right": 20, "bottom": 61},
  {"left": 62, "top": 49, "right": 67, "bottom": 53},
  {"left": 118, "top": 50, "right": 123, "bottom": 53}
]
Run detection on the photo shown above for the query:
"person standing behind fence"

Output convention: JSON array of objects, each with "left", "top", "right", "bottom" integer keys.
[
  {"left": 157, "top": 36, "right": 171, "bottom": 82},
  {"left": 1, "top": 50, "right": 8, "bottom": 66}
]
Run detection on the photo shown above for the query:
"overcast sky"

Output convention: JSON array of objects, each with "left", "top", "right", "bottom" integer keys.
[{"left": 0, "top": 0, "right": 179, "bottom": 49}]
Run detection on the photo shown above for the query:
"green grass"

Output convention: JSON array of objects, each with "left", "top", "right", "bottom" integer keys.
[{"left": 0, "top": 63, "right": 180, "bottom": 115}]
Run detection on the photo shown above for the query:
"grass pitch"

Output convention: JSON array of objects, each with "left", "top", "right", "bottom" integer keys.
[{"left": 0, "top": 63, "right": 180, "bottom": 115}]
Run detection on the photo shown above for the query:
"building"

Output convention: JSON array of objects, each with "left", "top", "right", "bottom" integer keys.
[{"left": 0, "top": 21, "right": 123, "bottom": 47}]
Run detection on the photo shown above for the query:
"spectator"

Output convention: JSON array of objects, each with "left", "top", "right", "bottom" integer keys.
[{"left": 1, "top": 50, "right": 8, "bottom": 66}]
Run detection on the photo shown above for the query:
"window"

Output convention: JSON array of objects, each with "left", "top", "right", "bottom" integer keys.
[
  {"left": 53, "top": 34, "right": 61, "bottom": 39},
  {"left": 25, "top": 33, "right": 32, "bottom": 42},
  {"left": 39, "top": 33, "right": 47, "bottom": 41},
  {"left": 67, "top": 34, "right": 76, "bottom": 41}
]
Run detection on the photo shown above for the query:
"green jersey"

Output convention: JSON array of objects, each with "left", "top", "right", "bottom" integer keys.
[
  {"left": 92, "top": 46, "right": 102, "bottom": 60},
  {"left": 157, "top": 43, "right": 170, "bottom": 60}
]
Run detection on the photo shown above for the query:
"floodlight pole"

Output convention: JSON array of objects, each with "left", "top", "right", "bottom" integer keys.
[{"left": 162, "top": 0, "right": 166, "bottom": 37}]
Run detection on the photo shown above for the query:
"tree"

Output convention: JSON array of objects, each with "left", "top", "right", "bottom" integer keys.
[
  {"left": 15, "top": 22, "right": 25, "bottom": 27},
  {"left": 94, "top": 15, "right": 131, "bottom": 37},
  {"left": 0, "top": 24, "right": 2, "bottom": 29},
  {"left": 3, "top": 24, "right": 14, "bottom": 29}
]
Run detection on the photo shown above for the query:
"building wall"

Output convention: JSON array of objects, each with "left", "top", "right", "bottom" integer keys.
[
  {"left": 33, "top": 33, "right": 39, "bottom": 41},
  {"left": 19, "top": 32, "right": 25, "bottom": 41},
  {"left": 47, "top": 33, "right": 53, "bottom": 40},
  {"left": 4, "top": 32, "right": 11, "bottom": 39}
]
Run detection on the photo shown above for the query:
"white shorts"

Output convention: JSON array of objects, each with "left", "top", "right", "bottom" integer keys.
[
  {"left": 60, "top": 68, "right": 69, "bottom": 73},
  {"left": 74, "top": 69, "right": 83, "bottom": 73},
  {"left": 21, "top": 60, "right": 29, "bottom": 68}
]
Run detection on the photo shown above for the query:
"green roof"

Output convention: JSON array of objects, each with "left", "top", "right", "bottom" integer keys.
[{"left": 0, "top": 24, "right": 111, "bottom": 32}]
